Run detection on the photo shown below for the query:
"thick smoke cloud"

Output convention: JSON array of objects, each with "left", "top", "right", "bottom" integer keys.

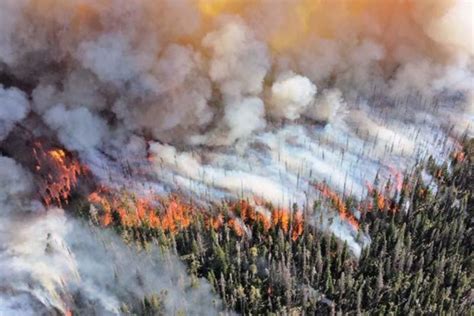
[
  {"left": 0, "top": 85, "right": 29, "bottom": 141},
  {"left": 203, "top": 18, "right": 270, "bottom": 99},
  {"left": 0, "top": 1, "right": 471, "bottom": 146},
  {"left": 44, "top": 105, "right": 108, "bottom": 152},
  {"left": 0, "top": 156, "right": 37, "bottom": 214},
  {"left": 0, "top": 1, "right": 473, "bottom": 310},
  {"left": 269, "top": 73, "right": 317, "bottom": 121},
  {"left": 0, "top": 158, "right": 224, "bottom": 315},
  {"left": 306, "top": 89, "right": 345, "bottom": 123}
]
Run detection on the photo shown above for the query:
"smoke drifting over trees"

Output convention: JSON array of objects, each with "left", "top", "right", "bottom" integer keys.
[{"left": 0, "top": 0, "right": 472, "bottom": 314}]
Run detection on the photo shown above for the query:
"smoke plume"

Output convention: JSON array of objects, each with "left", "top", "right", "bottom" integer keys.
[
  {"left": 0, "top": 0, "right": 473, "bottom": 312},
  {"left": 0, "top": 158, "right": 224, "bottom": 315}
]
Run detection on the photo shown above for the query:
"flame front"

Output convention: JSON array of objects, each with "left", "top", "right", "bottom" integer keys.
[
  {"left": 33, "top": 142, "right": 87, "bottom": 207},
  {"left": 88, "top": 189, "right": 305, "bottom": 240},
  {"left": 314, "top": 182, "right": 360, "bottom": 230}
]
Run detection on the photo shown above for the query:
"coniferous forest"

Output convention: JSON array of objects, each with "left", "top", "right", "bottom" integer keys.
[
  {"left": 2, "top": 2, "right": 473, "bottom": 315},
  {"left": 76, "top": 138, "right": 473, "bottom": 315}
]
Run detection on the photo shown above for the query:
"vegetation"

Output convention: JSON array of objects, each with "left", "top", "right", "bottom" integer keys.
[{"left": 80, "top": 139, "right": 473, "bottom": 315}]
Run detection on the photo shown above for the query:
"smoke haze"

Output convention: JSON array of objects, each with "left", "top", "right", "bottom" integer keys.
[
  {"left": 0, "top": 0, "right": 473, "bottom": 313},
  {"left": 0, "top": 157, "right": 224, "bottom": 315}
]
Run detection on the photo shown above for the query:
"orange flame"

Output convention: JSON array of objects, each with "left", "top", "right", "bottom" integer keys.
[
  {"left": 88, "top": 190, "right": 195, "bottom": 234},
  {"left": 376, "top": 193, "right": 385, "bottom": 210},
  {"left": 33, "top": 142, "right": 86, "bottom": 207},
  {"left": 365, "top": 179, "right": 400, "bottom": 214},
  {"left": 88, "top": 188, "right": 306, "bottom": 240},
  {"left": 208, "top": 213, "right": 224, "bottom": 230},
  {"left": 314, "top": 183, "right": 359, "bottom": 230},
  {"left": 388, "top": 166, "right": 403, "bottom": 192},
  {"left": 231, "top": 199, "right": 303, "bottom": 238},
  {"left": 161, "top": 199, "right": 193, "bottom": 232},
  {"left": 227, "top": 218, "right": 244, "bottom": 237},
  {"left": 292, "top": 211, "right": 304, "bottom": 241},
  {"left": 453, "top": 150, "right": 465, "bottom": 163},
  {"left": 272, "top": 208, "right": 290, "bottom": 233},
  {"left": 256, "top": 212, "right": 272, "bottom": 232}
]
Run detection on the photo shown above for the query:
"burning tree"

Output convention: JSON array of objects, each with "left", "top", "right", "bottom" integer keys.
[{"left": 77, "top": 140, "right": 472, "bottom": 315}]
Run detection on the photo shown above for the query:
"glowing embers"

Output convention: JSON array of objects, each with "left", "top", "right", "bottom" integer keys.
[
  {"left": 314, "top": 182, "right": 360, "bottom": 230},
  {"left": 33, "top": 142, "right": 87, "bottom": 207}
]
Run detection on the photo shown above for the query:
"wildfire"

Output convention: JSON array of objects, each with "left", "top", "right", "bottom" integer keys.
[
  {"left": 208, "top": 213, "right": 224, "bottom": 230},
  {"left": 227, "top": 218, "right": 244, "bottom": 237},
  {"left": 453, "top": 150, "right": 465, "bottom": 163},
  {"left": 232, "top": 199, "right": 272, "bottom": 232},
  {"left": 365, "top": 179, "right": 400, "bottom": 214},
  {"left": 88, "top": 188, "right": 305, "bottom": 240},
  {"left": 291, "top": 211, "right": 304, "bottom": 241},
  {"left": 33, "top": 142, "right": 87, "bottom": 207},
  {"left": 272, "top": 208, "right": 290, "bottom": 233},
  {"left": 388, "top": 166, "right": 404, "bottom": 192},
  {"left": 88, "top": 189, "right": 195, "bottom": 233},
  {"left": 314, "top": 182, "right": 360, "bottom": 230},
  {"left": 230, "top": 199, "right": 304, "bottom": 240}
]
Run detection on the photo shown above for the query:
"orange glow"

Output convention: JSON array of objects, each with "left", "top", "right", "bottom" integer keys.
[
  {"left": 453, "top": 150, "right": 465, "bottom": 163},
  {"left": 272, "top": 208, "right": 289, "bottom": 233},
  {"left": 23, "top": 0, "right": 453, "bottom": 72},
  {"left": 314, "top": 183, "right": 359, "bottom": 230},
  {"left": 227, "top": 218, "right": 244, "bottom": 237},
  {"left": 388, "top": 166, "right": 404, "bottom": 192},
  {"left": 161, "top": 199, "right": 192, "bottom": 232},
  {"left": 267, "top": 0, "right": 421, "bottom": 53},
  {"left": 88, "top": 188, "right": 306, "bottom": 240},
  {"left": 230, "top": 200, "right": 287, "bottom": 235},
  {"left": 88, "top": 190, "right": 195, "bottom": 233},
  {"left": 256, "top": 212, "right": 271, "bottom": 232},
  {"left": 230, "top": 199, "right": 304, "bottom": 238},
  {"left": 101, "top": 211, "right": 112, "bottom": 226},
  {"left": 292, "top": 211, "right": 304, "bottom": 241},
  {"left": 197, "top": 0, "right": 250, "bottom": 17},
  {"left": 208, "top": 213, "right": 224, "bottom": 230},
  {"left": 376, "top": 193, "right": 386, "bottom": 210},
  {"left": 364, "top": 179, "right": 400, "bottom": 214},
  {"left": 235, "top": 200, "right": 257, "bottom": 222},
  {"left": 33, "top": 142, "right": 86, "bottom": 207}
]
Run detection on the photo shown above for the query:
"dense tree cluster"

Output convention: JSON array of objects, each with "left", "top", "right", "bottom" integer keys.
[{"left": 77, "top": 139, "right": 473, "bottom": 315}]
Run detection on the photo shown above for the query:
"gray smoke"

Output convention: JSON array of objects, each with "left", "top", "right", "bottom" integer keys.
[
  {"left": 0, "top": 85, "right": 30, "bottom": 141},
  {"left": 0, "top": 157, "right": 225, "bottom": 315},
  {"left": 0, "top": 0, "right": 473, "bottom": 311}
]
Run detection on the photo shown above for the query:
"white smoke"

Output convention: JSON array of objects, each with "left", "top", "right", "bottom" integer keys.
[
  {"left": 269, "top": 73, "right": 317, "bottom": 121},
  {"left": 203, "top": 18, "right": 270, "bottom": 98},
  {"left": 0, "top": 85, "right": 29, "bottom": 141},
  {"left": 0, "top": 2, "right": 473, "bottom": 310},
  {"left": 0, "top": 156, "right": 37, "bottom": 214},
  {"left": 423, "top": 0, "right": 474, "bottom": 55},
  {"left": 193, "top": 18, "right": 271, "bottom": 145},
  {"left": 43, "top": 105, "right": 109, "bottom": 152},
  {"left": 222, "top": 97, "right": 266, "bottom": 144},
  {"left": 0, "top": 156, "right": 224, "bottom": 315},
  {"left": 306, "top": 89, "right": 346, "bottom": 123}
]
